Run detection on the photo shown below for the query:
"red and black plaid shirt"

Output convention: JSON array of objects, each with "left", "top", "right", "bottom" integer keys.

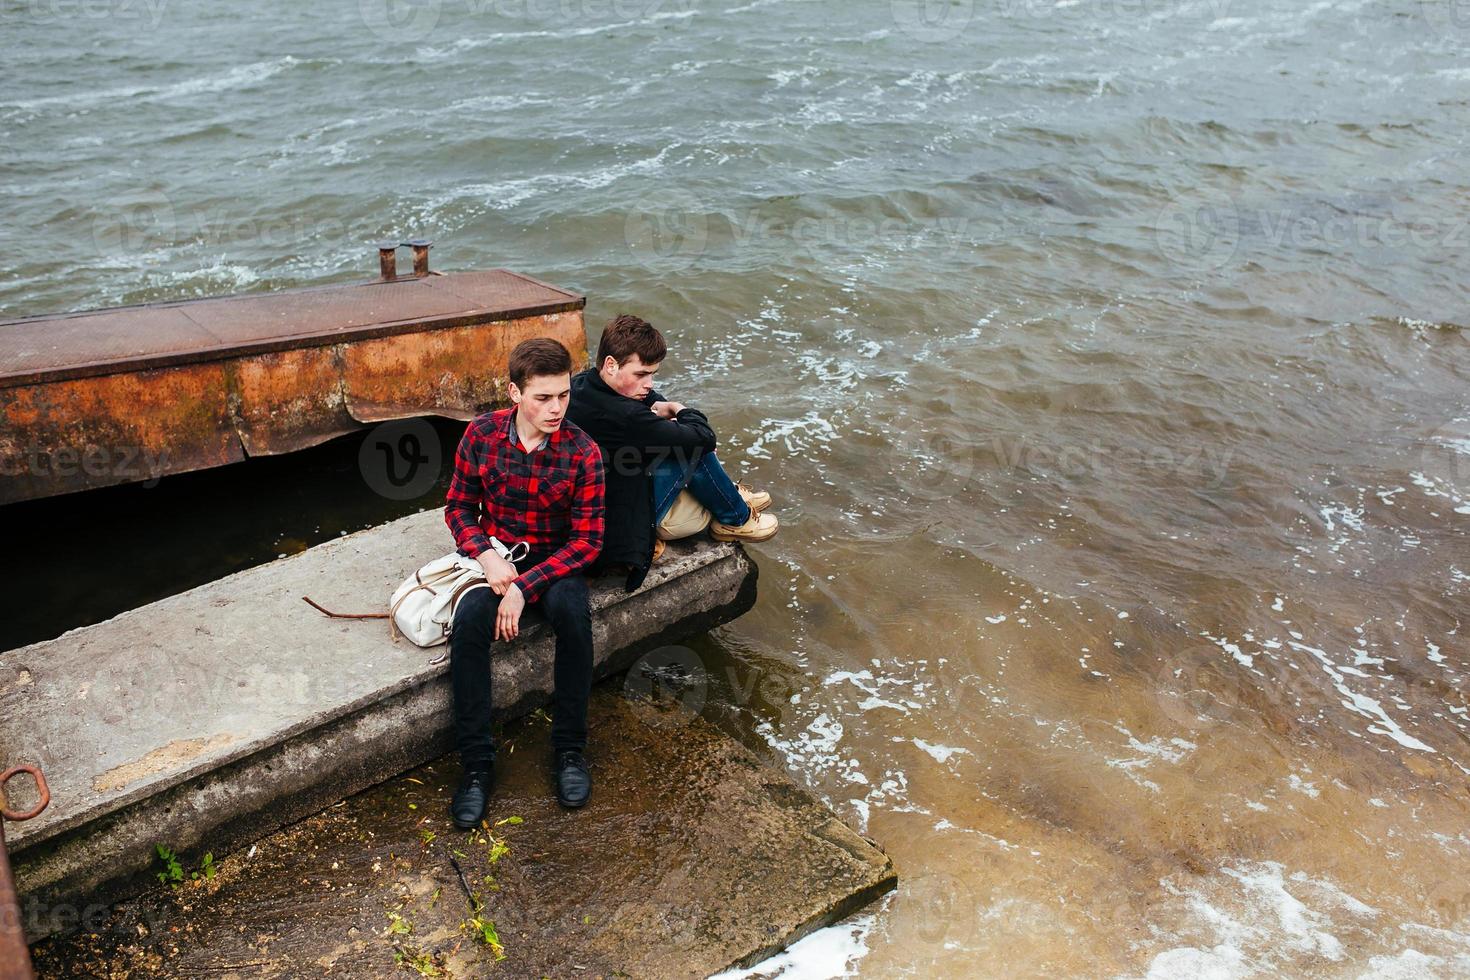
[{"left": 445, "top": 407, "right": 605, "bottom": 603}]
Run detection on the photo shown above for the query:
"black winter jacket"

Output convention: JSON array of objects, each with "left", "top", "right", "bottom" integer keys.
[{"left": 567, "top": 369, "right": 717, "bottom": 591}]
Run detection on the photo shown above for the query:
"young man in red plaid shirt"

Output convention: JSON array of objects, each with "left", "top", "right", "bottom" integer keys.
[{"left": 444, "top": 338, "right": 606, "bottom": 823}]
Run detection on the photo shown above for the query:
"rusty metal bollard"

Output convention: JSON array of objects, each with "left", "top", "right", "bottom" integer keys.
[
  {"left": 0, "top": 766, "right": 49, "bottom": 980},
  {"left": 402, "top": 238, "right": 433, "bottom": 277},
  {"left": 377, "top": 240, "right": 400, "bottom": 281}
]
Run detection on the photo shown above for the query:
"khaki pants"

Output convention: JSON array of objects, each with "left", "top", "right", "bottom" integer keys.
[{"left": 656, "top": 490, "right": 711, "bottom": 541}]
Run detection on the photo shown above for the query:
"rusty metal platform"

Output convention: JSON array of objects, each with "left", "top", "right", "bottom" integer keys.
[{"left": 0, "top": 257, "right": 587, "bottom": 504}]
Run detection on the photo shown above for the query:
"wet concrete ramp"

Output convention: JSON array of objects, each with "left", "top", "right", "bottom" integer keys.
[{"left": 30, "top": 690, "right": 896, "bottom": 978}]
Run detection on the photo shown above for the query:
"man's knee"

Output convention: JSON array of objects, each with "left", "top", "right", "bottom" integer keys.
[
  {"left": 451, "top": 586, "right": 497, "bottom": 637},
  {"left": 540, "top": 576, "right": 591, "bottom": 627}
]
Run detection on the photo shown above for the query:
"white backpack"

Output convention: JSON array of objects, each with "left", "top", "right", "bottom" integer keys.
[{"left": 388, "top": 539, "right": 527, "bottom": 647}]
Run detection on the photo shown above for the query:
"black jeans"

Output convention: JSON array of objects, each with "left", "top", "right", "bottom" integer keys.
[{"left": 449, "top": 552, "right": 594, "bottom": 769}]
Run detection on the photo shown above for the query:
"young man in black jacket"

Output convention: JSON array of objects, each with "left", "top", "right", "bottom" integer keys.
[{"left": 568, "top": 314, "right": 776, "bottom": 591}]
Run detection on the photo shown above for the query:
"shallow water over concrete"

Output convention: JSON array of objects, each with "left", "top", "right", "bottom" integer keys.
[{"left": 29, "top": 690, "right": 893, "bottom": 978}]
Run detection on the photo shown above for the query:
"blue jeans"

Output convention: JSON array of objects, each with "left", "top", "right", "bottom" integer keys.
[{"left": 652, "top": 450, "right": 751, "bottom": 528}]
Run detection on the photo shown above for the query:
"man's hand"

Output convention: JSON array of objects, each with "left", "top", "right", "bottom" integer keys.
[
  {"left": 495, "top": 584, "right": 525, "bottom": 641},
  {"left": 651, "top": 400, "right": 686, "bottom": 419},
  {"left": 478, "top": 552, "right": 518, "bottom": 595}
]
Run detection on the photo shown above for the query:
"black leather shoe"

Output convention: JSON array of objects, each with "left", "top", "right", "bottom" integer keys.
[
  {"left": 554, "top": 750, "right": 592, "bottom": 808},
  {"left": 451, "top": 766, "right": 494, "bottom": 829}
]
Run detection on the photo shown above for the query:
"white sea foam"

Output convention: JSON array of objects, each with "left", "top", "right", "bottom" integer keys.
[
  {"left": 755, "top": 712, "right": 846, "bottom": 779},
  {"left": 1288, "top": 641, "right": 1435, "bottom": 753},
  {"left": 770, "top": 65, "right": 820, "bottom": 89},
  {"left": 1109, "top": 727, "right": 1196, "bottom": 770},
  {"left": 1319, "top": 503, "right": 1366, "bottom": 551},
  {"left": 1140, "top": 945, "right": 1249, "bottom": 980},
  {"left": 414, "top": 7, "right": 700, "bottom": 59},
  {"left": 0, "top": 57, "right": 302, "bottom": 112},
  {"left": 744, "top": 411, "right": 839, "bottom": 460},
  {"left": 706, "top": 908, "right": 878, "bottom": 979},
  {"left": 1286, "top": 774, "right": 1319, "bottom": 798},
  {"left": 430, "top": 144, "right": 679, "bottom": 212},
  {"left": 823, "top": 668, "right": 924, "bottom": 714},
  {"left": 1204, "top": 633, "right": 1255, "bottom": 669},
  {"left": 1410, "top": 471, "right": 1469, "bottom": 514},
  {"left": 1220, "top": 863, "right": 1344, "bottom": 960},
  {"left": 912, "top": 738, "right": 970, "bottom": 764},
  {"left": 1132, "top": 861, "right": 1391, "bottom": 978},
  {"left": 144, "top": 259, "right": 260, "bottom": 294}
]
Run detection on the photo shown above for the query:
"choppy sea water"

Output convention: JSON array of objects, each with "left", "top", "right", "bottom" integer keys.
[{"left": 4, "top": 0, "right": 1469, "bottom": 975}]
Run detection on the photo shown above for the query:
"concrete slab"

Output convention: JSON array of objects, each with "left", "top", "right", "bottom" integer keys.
[
  {"left": 29, "top": 689, "right": 896, "bottom": 979},
  {"left": 0, "top": 510, "right": 757, "bottom": 937}
]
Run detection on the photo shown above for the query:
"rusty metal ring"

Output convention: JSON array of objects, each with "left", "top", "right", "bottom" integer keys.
[{"left": 0, "top": 765, "right": 49, "bottom": 822}]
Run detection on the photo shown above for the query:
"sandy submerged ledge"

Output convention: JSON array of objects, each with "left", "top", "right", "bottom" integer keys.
[{"left": 30, "top": 689, "right": 896, "bottom": 979}]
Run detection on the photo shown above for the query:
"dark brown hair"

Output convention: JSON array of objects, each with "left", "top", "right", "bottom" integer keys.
[
  {"left": 596, "top": 314, "right": 666, "bottom": 368},
  {"left": 508, "top": 338, "right": 573, "bottom": 387}
]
